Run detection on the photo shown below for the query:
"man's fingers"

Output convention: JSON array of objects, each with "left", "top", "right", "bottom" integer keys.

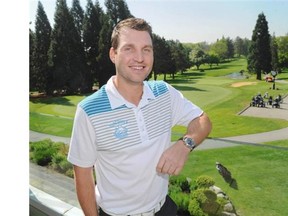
[{"left": 156, "top": 155, "right": 165, "bottom": 173}]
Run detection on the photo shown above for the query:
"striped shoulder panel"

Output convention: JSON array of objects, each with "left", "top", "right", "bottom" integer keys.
[
  {"left": 79, "top": 85, "right": 112, "bottom": 116},
  {"left": 146, "top": 80, "right": 169, "bottom": 97}
]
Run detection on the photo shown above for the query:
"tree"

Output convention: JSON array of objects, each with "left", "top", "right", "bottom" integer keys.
[
  {"left": 210, "top": 38, "right": 228, "bottom": 61},
  {"left": 270, "top": 34, "right": 279, "bottom": 71},
  {"left": 168, "top": 40, "right": 191, "bottom": 74},
  {"left": 152, "top": 35, "right": 175, "bottom": 81},
  {"left": 226, "top": 37, "right": 234, "bottom": 59},
  {"left": 29, "top": 28, "right": 35, "bottom": 90},
  {"left": 82, "top": 0, "right": 102, "bottom": 89},
  {"left": 234, "top": 36, "right": 250, "bottom": 57},
  {"left": 206, "top": 53, "right": 220, "bottom": 68},
  {"left": 96, "top": 13, "right": 115, "bottom": 87},
  {"left": 190, "top": 49, "right": 206, "bottom": 70},
  {"left": 70, "top": 0, "right": 84, "bottom": 38},
  {"left": 48, "top": 0, "right": 88, "bottom": 94},
  {"left": 105, "top": 0, "right": 133, "bottom": 27},
  {"left": 247, "top": 13, "right": 272, "bottom": 80},
  {"left": 277, "top": 35, "right": 288, "bottom": 69},
  {"left": 30, "top": 1, "right": 52, "bottom": 92}
]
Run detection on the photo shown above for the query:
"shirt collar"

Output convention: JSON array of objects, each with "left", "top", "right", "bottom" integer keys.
[{"left": 106, "top": 76, "right": 156, "bottom": 109}]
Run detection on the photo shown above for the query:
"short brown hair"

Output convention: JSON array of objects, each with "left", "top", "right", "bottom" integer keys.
[{"left": 111, "top": 18, "right": 153, "bottom": 50}]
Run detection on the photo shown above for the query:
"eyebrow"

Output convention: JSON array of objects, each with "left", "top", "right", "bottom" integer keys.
[{"left": 121, "top": 44, "right": 153, "bottom": 49}]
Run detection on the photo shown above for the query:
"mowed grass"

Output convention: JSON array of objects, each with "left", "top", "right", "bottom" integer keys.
[
  {"left": 30, "top": 58, "right": 288, "bottom": 138},
  {"left": 29, "top": 58, "right": 288, "bottom": 215},
  {"left": 183, "top": 145, "right": 288, "bottom": 216}
]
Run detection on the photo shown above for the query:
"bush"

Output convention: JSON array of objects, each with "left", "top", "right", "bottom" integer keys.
[
  {"left": 188, "top": 199, "right": 207, "bottom": 216},
  {"left": 190, "top": 189, "right": 223, "bottom": 216},
  {"left": 170, "top": 175, "right": 190, "bottom": 192},
  {"left": 51, "top": 152, "right": 73, "bottom": 174},
  {"left": 30, "top": 139, "right": 74, "bottom": 177},
  {"left": 170, "top": 192, "right": 190, "bottom": 214},
  {"left": 29, "top": 139, "right": 61, "bottom": 166},
  {"left": 195, "top": 175, "right": 215, "bottom": 188}
]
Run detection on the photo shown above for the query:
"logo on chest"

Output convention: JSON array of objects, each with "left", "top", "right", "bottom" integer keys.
[{"left": 109, "top": 119, "right": 128, "bottom": 139}]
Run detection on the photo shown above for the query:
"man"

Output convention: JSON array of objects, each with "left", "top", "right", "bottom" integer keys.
[{"left": 68, "top": 18, "right": 212, "bottom": 216}]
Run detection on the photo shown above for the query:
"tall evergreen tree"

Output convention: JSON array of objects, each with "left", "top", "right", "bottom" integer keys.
[
  {"left": 29, "top": 28, "right": 36, "bottom": 90},
  {"left": 82, "top": 0, "right": 102, "bottom": 88},
  {"left": 168, "top": 40, "right": 191, "bottom": 74},
  {"left": 48, "top": 0, "right": 88, "bottom": 94},
  {"left": 97, "top": 13, "right": 115, "bottom": 87},
  {"left": 30, "top": 1, "right": 52, "bottom": 93},
  {"left": 70, "top": 0, "right": 84, "bottom": 38},
  {"left": 153, "top": 34, "right": 173, "bottom": 81},
  {"left": 105, "top": 0, "right": 133, "bottom": 27},
  {"left": 247, "top": 13, "right": 271, "bottom": 80}
]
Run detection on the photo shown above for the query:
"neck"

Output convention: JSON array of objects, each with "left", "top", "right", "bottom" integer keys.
[{"left": 113, "top": 77, "right": 144, "bottom": 106}]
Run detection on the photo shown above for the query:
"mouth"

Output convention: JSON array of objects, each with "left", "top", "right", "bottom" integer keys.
[{"left": 130, "top": 66, "right": 145, "bottom": 70}]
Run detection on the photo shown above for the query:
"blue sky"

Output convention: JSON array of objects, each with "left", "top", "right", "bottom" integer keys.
[{"left": 29, "top": 0, "right": 288, "bottom": 43}]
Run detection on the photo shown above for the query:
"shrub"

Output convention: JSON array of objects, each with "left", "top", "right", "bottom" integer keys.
[
  {"left": 188, "top": 199, "right": 207, "bottom": 216},
  {"left": 51, "top": 152, "right": 72, "bottom": 174},
  {"left": 170, "top": 175, "right": 190, "bottom": 192},
  {"left": 196, "top": 175, "right": 215, "bottom": 189},
  {"left": 30, "top": 139, "right": 74, "bottom": 177},
  {"left": 29, "top": 139, "right": 61, "bottom": 166},
  {"left": 191, "top": 188, "right": 223, "bottom": 216},
  {"left": 170, "top": 192, "right": 190, "bottom": 213}
]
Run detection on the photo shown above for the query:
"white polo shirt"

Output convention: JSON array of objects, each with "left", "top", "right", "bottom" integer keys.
[{"left": 68, "top": 76, "right": 203, "bottom": 215}]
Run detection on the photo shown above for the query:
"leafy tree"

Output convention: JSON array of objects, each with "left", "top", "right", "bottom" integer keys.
[
  {"left": 277, "top": 35, "right": 288, "bottom": 69},
  {"left": 271, "top": 34, "right": 279, "bottom": 71},
  {"left": 190, "top": 49, "right": 206, "bottom": 70},
  {"left": 82, "top": 0, "right": 102, "bottom": 89},
  {"left": 234, "top": 36, "right": 243, "bottom": 57},
  {"left": 30, "top": 1, "right": 52, "bottom": 93},
  {"left": 48, "top": 0, "right": 88, "bottom": 94},
  {"left": 105, "top": 0, "right": 133, "bottom": 27},
  {"left": 234, "top": 36, "right": 250, "bottom": 57},
  {"left": 226, "top": 37, "right": 234, "bottom": 59},
  {"left": 206, "top": 53, "right": 220, "bottom": 68},
  {"left": 247, "top": 13, "right": 272, "bottom": 80},
  {"left": 210, "top": 38, "right": 228, "bottom": 61}
]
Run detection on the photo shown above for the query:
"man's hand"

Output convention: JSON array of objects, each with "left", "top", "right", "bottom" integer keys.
[{"left": 156, "top": 140, "right": 190, "bottom": 176}]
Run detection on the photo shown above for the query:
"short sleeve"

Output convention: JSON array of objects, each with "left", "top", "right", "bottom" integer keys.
[
  {"left": 167, "top": 83, "right": 203, "bottom": 126},
  {"left": 67, "top": 105, "right": 97, "bottom": 168}
]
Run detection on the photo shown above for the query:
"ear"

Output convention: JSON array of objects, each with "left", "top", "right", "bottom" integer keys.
[{"left": 109, "top": 47, "right": 116, "bottom": 63}]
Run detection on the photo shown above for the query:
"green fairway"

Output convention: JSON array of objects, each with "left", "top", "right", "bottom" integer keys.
[
  {"left": 29, "top": 58, "right": 288, "bottom": 138},
  {"left": 183, "top": 145, "right": 288, "bottom": 216},
  {"left": 29, "top": 57, "right": 288, "bottom": 215}
]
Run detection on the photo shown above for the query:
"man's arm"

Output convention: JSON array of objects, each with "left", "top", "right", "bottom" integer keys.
[
  {"left": 74, "top": 165, "right": 98, "bottom": 216},
  {"left": 156, "top": 112, "right": 212, "bottom": 175}
]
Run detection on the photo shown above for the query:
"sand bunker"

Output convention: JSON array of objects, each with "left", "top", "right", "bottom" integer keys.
[{"left": 231, "top": 82, "right": 257, "bottom": 87}]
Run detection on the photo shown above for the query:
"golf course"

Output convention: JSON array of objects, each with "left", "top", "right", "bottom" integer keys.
[{"left": 30, "top": 57, "right": 288, "bottom": 215}]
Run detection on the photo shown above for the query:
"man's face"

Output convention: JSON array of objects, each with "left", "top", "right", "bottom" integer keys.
[{"left": 110, "top": 27, "right": 154, "bottom": 85}]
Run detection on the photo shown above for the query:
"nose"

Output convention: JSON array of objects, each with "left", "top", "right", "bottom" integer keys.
[{"left": 133, "top": 50, "right": 144, "bottom": 62}]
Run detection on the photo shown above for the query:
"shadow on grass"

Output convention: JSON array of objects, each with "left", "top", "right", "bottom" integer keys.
[
  {"left": 30, "top": 96, "right": 74, "bottom": 106},
  {"left": 172, "top": 85, "right": 207, "bottom": 92}
]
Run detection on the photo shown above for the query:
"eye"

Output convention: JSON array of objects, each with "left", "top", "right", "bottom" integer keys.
[
  {"left": 143, "top": 47, "right": 152, "bottom": 53},
  {"left": 123, "top": 46, "right": 133, "bottom": 52}
]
